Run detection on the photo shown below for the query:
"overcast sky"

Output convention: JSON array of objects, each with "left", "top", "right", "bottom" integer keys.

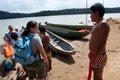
[{"left": 0, "top": 0, "right": 120, "bottom": 13}]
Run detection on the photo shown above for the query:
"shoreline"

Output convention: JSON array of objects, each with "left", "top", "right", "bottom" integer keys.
[{"left": 0, "top": 18, "right": 120, "bottom": 80}]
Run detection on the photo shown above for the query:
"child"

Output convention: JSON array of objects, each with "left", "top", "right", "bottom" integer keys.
[{"left": 39, "top": 26, "right": 52, "bottom": 71}]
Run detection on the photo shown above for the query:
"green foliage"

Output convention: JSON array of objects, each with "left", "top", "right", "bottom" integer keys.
[{"left": 0, "top": 7, "right": 120, "bottom": 20}]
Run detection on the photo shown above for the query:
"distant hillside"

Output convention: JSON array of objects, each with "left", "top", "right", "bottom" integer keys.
[{"left": 0, "top": 7, "right": 120, "bottom": 20}]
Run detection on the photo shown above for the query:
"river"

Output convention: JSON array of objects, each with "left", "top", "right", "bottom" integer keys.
[{"left": 0, "top": 13, "right": 120, "bottom": 62}]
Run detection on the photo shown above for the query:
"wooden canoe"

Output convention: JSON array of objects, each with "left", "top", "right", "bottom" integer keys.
[
  {"left": 47, "top": 30, "right": 76, "bottom": 55},
  {"left": 45, "top": 22, "right": 93, "bottom": 30},
  {"left": 44, "top": 25, "right": 90, "bottom": 39}
]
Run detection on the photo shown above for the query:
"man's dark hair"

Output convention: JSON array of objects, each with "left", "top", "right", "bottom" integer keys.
[{"left": 90, "top": 3, "right": 105, "bottom": 18}]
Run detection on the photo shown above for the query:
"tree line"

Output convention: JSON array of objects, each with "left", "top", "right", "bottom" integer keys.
[{"left": 0, "top": 7, "right": 120, "bottom": 20}]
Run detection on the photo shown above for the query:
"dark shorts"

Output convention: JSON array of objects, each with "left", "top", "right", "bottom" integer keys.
[{"left": 25, "top": 59, "right": 47, "bottom": 79}]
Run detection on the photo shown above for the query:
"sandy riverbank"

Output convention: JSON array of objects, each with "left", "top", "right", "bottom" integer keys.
[{"left": 47, "top": 18, "right": 120, "bottom": 80}]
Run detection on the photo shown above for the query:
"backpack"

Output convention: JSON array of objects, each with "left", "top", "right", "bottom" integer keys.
[
  {"left": 14, "top": 34, "right": 35, "bottom": 66},
  {"left": 5, "top": 59, "right": 14, "bottom": 71}
]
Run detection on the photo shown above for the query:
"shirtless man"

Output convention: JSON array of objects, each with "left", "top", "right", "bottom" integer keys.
[{"left": 88, "top": 3, "right": 110, "bottom": 80}]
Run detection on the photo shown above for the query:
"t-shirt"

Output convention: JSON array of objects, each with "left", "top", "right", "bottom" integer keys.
[
  {"left": 4, "top": 32, "right": 15, "bottom": 46},
  {"left": 30, "top": 33, "right": 43, "bottom": 60}
]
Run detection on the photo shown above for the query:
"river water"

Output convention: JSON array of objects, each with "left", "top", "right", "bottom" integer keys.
[{"left": 0, "top": 13, "right": 120, "bottom": 63}]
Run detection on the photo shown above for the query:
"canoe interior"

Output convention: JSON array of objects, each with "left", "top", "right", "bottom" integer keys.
[{"left": 47, "top": 30, "right": 76, "bottom": 55}]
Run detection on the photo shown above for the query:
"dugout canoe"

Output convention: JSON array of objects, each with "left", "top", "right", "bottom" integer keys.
[
  {"left": 47, "top": 30, "right": 76, "bottom": 55},
  {"left": 44, "top": 25, "right": 90, "bottom": 39},
  {"left": 45, "top": 22, "right": 93, "bottom": 30}
]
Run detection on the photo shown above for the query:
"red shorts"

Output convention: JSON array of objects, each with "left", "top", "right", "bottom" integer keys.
[{"left": 88, "top": 52, "right": 107, "bottom": 68}]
